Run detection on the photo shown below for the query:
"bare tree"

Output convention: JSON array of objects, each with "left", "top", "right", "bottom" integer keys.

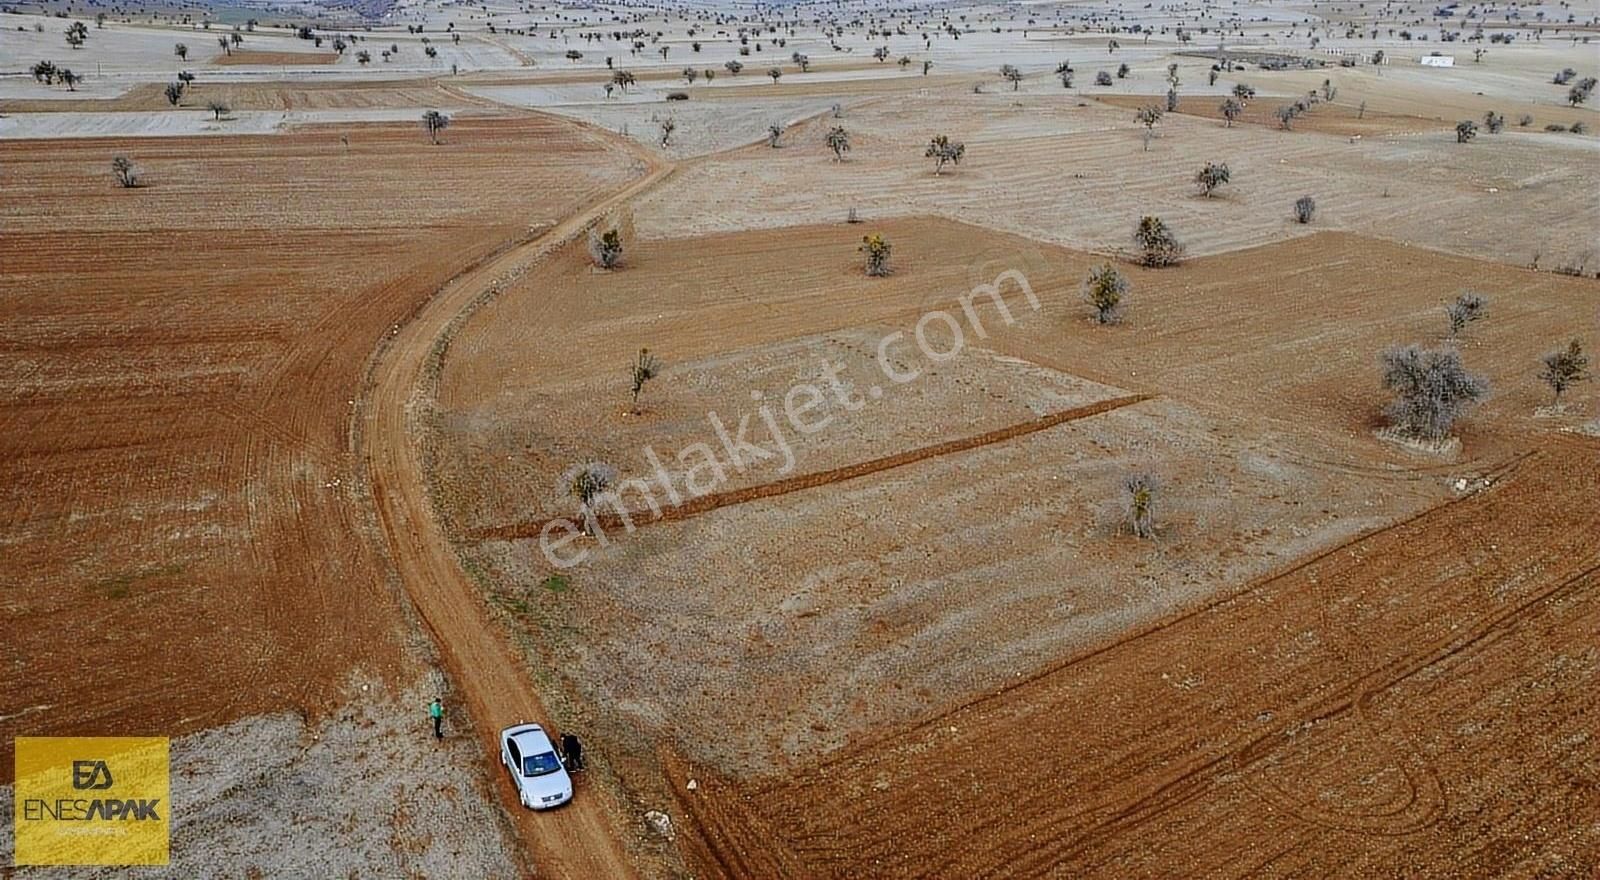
[
  {"left": 207, "top": 101, "right": 229, "bottom": 120},
  {"left": 1569, "top": 77, "right": 1596, "bottom": 107},
  {"left": 111, "top": 155, "right": 140, "bottom": 188},
  {"left": 1220, "top": 97, "right": 1243, "bottom": 126},
  {"left": 1445, "top": 292, "right": 1486, "bottom": 337},
  {"left": 682, "top": 66, "right": 698, "bottom": 84},
  {"left": 1195, "top": 161, "right": 1231, "bottom": 197},
  {"left": 1094, "top": 70, "right": 1113, "bottom": 86},
  {"left": 422, "top": 109, "right": 450, "bottom": 144},
  {"left": 174, "top": 42, "right": 188, "bottom": 61},
  {"left": 1083, "top": 263, "right": 1128, "bottom": 324},
  {"left": 1456, "top": 119, "right": 1479, "bottom": 142},
  {"left": 659, "top": 116, "right": 675, "bottom": 146},
  {"left": 859, "top": 233, "right": 891, "bottom": 276},
  {"left": 1483, "top": 111, "right": 1505, "bottom": 133},
  {"left": 629, "top": 348, "right": 662, "bottom": 412},
  {"left": 1294, "top": 195, "right": 1316, "bottom": 224},
  {"left": 1123, "top": 473, "right": 1159, "bottom": 538},
  {"left": 1275, "top": 104, "right": 1300, "bottom": 129},
  {"left": 164, "top": 81, "right": 185, "bottom": 106},
  {"left": 1166, "top": 87, "right": 1179, "bottom": 112},
  {"left": 1134, "top": 216, "right": 1183, "bottom": 267},
  {"left": 767, "top": 123, "right": 783, "bottom": 147},
  {"left": 1540, "top": 339, "right": 1590, "bottom": 403},
  {"left": 1135, "top": 105, "right": 1162, "bottom": 150},
  {"left": 1000, "top": 64, "right": 1023, "bottom": 90},
  {"left": 1381, "top": 345, "right": 1488, "bottom": 441},
  {"left": 924, "top": 134, "right": 965, "bottom": 174},
  {"left": 1232, "top": 83, "right": 1256, "bottom": 103}
]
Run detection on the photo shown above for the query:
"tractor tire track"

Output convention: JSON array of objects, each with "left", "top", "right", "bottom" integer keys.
[{"left": 471, "top": 393, "right": 1151, "bottom": 542}]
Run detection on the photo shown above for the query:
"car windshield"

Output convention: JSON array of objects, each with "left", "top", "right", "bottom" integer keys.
[{"left": 522, "top": 751, "right": 562, "bottom": 777}]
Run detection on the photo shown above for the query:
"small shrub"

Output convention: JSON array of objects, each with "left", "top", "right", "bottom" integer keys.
[
  {"left": 859, "top": 233, "right": 892, "bottom": 276},
  {"left": 629, "top": 347, "right": 662, "bottom": 412},
  {"left": 1134, "top": 216, "right": 1183, "bottom": 267},
  {"left": 561, "top": 462, "right": 617, "bottom": 534},
  {"left": 1540, "top": 339, "right": 1590, "bottom": 402},
  {"left": 111, "top": 155, "right": 139, "bottom": 188},
  {"left": 1219, "top": 97, "right": 1243, "bottom": 126},
  {"left": 924, "top": 134, "right": 965, "bottom": 174},
  {"left": 1123, "top": 473, "right": 1159, "bottom": 538},
  {"left": 1294, "top": 195, "right": 1316, "bottom": 224},
  {"left": 826, "top": 125, "right": 850, "bottom": 160},
  {"left": 1195, "top": 161, "right": 1231, "bottom": 197},
  {"left": 1095, "top": 70, "right": 1113, "bottom": 86},
  {"left": 1083, "top": 263, "right": 1128, "bottom": 324},
  {"left": 1445, "top": 292, "right": 1486, "bottom": 336},
  {"left": 588, "top": 226, "right": 623, "bottom": 269}
]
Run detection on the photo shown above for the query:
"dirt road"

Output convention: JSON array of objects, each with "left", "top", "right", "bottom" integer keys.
[{"left": 357, "top": 137, "right": 669, "bottom": 876}]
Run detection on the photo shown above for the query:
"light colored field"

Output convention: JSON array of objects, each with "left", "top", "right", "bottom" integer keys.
[
  {"left": 0, "top": 682, "right": 521, "bottom": 878},
  {"left": 626, "top": 88, "right": 1599, "bottom": 265}
]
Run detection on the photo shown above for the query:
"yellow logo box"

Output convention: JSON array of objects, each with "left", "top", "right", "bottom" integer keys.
[{"left": 13, "top": 737, "right": 170, "bottom": 866}]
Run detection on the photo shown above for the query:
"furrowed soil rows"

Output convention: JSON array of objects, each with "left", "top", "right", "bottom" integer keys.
[{"left": 0, "top": 115, "right": 637, "bottom": 779}]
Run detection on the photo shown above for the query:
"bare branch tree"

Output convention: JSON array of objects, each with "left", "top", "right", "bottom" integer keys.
[
  {"left": 1123, "top": 473, "right": 1159, "bottom": 538},
  {"left": 1445, "top": 292, "right": 1487, "bottom": 337},
  {"left": 1540, "top": 339, "right": 1590, "bottom": 403},
  {"left": 629, "top": 348, "right": 662, "bottom": 412},
  {"left": 1381, "top": 345, "right": 1489, "bottom": 441}
]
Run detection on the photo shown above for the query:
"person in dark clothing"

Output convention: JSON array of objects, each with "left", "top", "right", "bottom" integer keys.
[
  {"left": 560, "top": 732, "right": 584, "bottom": 771},
  {"left": 429, "top": 698, "right": 444, "bottom": 740}
]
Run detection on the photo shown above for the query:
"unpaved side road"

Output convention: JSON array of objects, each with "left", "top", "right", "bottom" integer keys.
[{"left": 358, "top": 132, "right": 670, "bottom": 877}]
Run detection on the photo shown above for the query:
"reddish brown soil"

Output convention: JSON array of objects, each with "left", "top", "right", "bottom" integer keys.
[
  {"left": 674, "top": 439, "right": 1599, "bottom": 877},
  {"left": 1097, "top": 93, "right": 1444, "bottom": 136},
  {"left": 2, "top": 78, "right": 493, "bottom": 112},
  {"left": 0, "top": 115, "right": 637, "bottom": 783},
  {"left": 209, "top": 50, "right": 339, "bottom": 66}
]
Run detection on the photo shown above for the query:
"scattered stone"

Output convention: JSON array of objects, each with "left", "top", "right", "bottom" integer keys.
[{"left": 644, "top": 810, "right": 674, "bottom": 840}]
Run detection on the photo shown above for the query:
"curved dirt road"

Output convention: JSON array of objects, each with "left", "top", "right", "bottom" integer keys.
[{"left": 359, "top": 132, "right": 669, "bottom": 876}]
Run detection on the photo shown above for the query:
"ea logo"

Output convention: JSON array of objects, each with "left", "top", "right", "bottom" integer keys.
[{"left": 72, "top": 760, "right": 114, "bottom": 790}]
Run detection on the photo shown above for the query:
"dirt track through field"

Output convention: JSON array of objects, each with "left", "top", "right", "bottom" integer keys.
[
  {"left": 472, "top": 393, "right": 1151, "bottom": 541},
  {"left": 357, "top": 134, "right": 670, "bottom": 878}
]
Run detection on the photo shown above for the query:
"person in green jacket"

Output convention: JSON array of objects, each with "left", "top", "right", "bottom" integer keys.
[{"left": 429, "top": 698, "right": 444, "bottom": 740}]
